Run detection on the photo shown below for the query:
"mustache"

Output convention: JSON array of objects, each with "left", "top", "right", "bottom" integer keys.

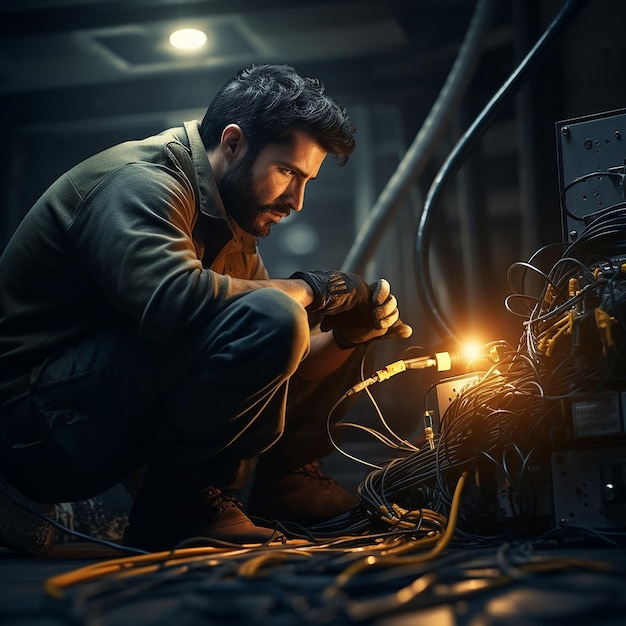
[{"left": 267, "top": 204, "right": 291, "bottom": 217}]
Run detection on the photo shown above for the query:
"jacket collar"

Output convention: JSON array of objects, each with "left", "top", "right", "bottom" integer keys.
[
  {"left": 182, "top": 120, "right": 258, "bottom": 254},
  {"left": 183, "top": 119, "right": 225, "bottom": 222}
]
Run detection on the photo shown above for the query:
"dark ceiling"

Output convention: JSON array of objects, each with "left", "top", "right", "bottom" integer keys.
[
  {"left": 0, "top": 0, "right": 489, "bottom": 133},
  {"left": 1, "top": 0, "right": 625, "bottom": 355}
]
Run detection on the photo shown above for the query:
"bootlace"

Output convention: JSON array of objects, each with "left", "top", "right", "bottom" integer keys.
[
  {"left": 296, "top": 460, "right": 334, "bottom": 486},
  {"left": 205, "top": 486, "right": 244, "bottom": 512}
]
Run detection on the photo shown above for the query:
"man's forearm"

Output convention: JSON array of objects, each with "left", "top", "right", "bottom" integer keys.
[{"left": 226, "top": 276, "right": 315, "bottom": 308}]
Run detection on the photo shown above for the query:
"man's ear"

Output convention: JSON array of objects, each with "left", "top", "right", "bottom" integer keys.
[{"left": 220, "top": 124, "right": 247, "bottom": 163}]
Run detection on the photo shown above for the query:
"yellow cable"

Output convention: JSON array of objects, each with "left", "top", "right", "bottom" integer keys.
[
  {"left": 45, "top": 534, "right": 399, "bottom": 599},
  {"left": 326, "top": 472, "right": 467, "bottom": 596},
  {"left": 44, "top": 545, "right": 256, "bottom": 599},
  {"left": 45, "top": 474, "right": 467, "bottom": 600},
  {"left": 238, "top": 549, "right": 313, "bottom": 578}
]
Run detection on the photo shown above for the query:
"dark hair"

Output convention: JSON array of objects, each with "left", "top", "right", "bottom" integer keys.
[{"left": 199, "top": 64, "right": 356, "bottom": 164}]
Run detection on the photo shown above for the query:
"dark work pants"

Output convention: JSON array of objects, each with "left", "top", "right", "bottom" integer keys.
[{"left": 0, "top": 289, "right": 365, "bottom": 504}]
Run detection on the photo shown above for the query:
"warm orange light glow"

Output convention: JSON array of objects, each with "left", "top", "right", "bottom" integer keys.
[{"left": 462, "top": 340, "right": 482, "bottom": 363}]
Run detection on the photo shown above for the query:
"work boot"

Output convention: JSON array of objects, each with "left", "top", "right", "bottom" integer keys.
[
  {"left": 0, "top": 471, "right": 57, "bottom": 557},
  {"left": 248, "top": 459, "right": 358, "bottom": 527},
  {"left": 123, "top": 484, "right": 283, "bottom": 552}
]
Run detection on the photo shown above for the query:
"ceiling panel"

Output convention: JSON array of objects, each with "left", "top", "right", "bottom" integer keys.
[
  {"left": 0, "top": 0, "right": 519, "bottom": 138},
  {"left": 0, "top": 1, "right": 418, "bottom": 95}
]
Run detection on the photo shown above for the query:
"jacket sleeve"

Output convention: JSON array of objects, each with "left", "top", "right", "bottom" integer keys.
[{"left": 68, "top": 161, "right": 235, "bottom": 341}]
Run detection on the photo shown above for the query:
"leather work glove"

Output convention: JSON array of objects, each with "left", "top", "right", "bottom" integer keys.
[
  {"left": 320, "top": 278, "right": 413, "bottom": 349},
  {"left": 290, "top": 270, "right": 371, "bottom": 315}
]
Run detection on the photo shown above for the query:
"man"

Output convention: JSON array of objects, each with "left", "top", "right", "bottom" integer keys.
[{"left": 0, "top": 64, "right": 412, "bottom": 555}]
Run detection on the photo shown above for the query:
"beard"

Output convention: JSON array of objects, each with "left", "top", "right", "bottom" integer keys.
[{"left": 218, "top": 153, "right": 286, "bottom": 238}]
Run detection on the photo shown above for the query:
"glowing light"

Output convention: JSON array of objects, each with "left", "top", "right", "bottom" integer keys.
[
  {"left": 169, "top": 28, "right": 207, "bottom": 51},
  {"left": 462, "top": 341, "right": 482, "bottom": 363}
]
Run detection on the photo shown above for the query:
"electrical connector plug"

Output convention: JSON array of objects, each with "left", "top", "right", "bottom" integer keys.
[
  {"left": 423, "top": 410, "right": 435, "bottom": 450},
  {"left": 344, "top": 352, "right": 453, "bottom": 397},
  {"left": 345, "top": 360, "right": 408, "bottom": 396},
  {"left": 405, "top": 351, "right": 453, "bottom": 372},
  {"left": 595, "top": 307, "right": 617, "bottom": 353}
]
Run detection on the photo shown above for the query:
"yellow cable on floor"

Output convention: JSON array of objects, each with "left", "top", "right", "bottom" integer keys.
[
  {"left": 44, "top": 545, "right": 255, "bottom": 599},
  {"left": 44, "top": 474, "right": 466, "bottom": 600},
  {"left": 325, "top": 471, "right": 467, "bottom": 598}
]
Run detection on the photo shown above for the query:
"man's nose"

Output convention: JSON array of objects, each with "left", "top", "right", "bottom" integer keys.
[{"left": 282, "top": 180, "right": 306, "bottom": 212}]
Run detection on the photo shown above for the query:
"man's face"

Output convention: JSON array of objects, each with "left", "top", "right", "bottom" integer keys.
[{"left": 219, "top": 130, "right": 327, "bottom": 238}]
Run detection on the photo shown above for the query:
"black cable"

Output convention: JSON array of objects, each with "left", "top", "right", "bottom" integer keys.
[
  {"left": 414, "top": 0, "right": 590, "bottom": 343},
  {"left": 342, "top": 0, "right": 499, "bottom": 273},
  {"left": 561, "top": 171, "right": 626, "bottom": 221}
]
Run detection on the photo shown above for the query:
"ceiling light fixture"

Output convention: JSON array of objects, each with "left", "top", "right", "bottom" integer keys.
[{"left": 169, "top": 28, "right": 208, "bottom": 51}]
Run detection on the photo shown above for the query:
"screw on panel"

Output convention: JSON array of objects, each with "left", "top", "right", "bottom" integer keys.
[
  {"left": 616, "top": 131, "right": 622, "bottom": 140},
  {"left": 570, "top": 231, "right": 578, "bottom": 241},
  {"left": 561, "top": 126, "right": 570, "bottom": 136}
]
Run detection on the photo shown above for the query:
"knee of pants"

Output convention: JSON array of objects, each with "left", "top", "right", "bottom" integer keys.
[{"left": 248, "top": 288, "right": 310, "bottom": 375}]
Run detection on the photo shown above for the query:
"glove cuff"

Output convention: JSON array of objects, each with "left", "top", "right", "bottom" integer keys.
[{"left": 290, "top": 271, "right": 324, "bottom": 312}]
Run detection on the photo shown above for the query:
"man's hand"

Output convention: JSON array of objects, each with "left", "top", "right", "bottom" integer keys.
[
  {"left": 290, "top": 270, "right": 371, "bottom": 315},
  {"left": 320, "top": 278, "right": 413, "bottom": 349}
]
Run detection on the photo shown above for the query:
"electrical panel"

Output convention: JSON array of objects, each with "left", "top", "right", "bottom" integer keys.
[
  {"left": 551, "top": 446, "right": 626, "bottom": 528},
  {"left": 556, "top": 107, "right": 626, "bottom": 243}
]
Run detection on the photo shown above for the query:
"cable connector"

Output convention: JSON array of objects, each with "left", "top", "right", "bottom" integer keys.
[
  {"left": 345, "top": 360, "right": 407, "bottom": 396},
  {"left": 345, "top": 352, "right": 453, "bottom": 397},
  {"left": 405, "top": 351, "right": 452, "bottom": 372},
  {"left": 423, "top": 410, "right": 435, "bottom": 450},
  {"left": 595, "top": 307, "right": 617, "bottom": 353}
]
